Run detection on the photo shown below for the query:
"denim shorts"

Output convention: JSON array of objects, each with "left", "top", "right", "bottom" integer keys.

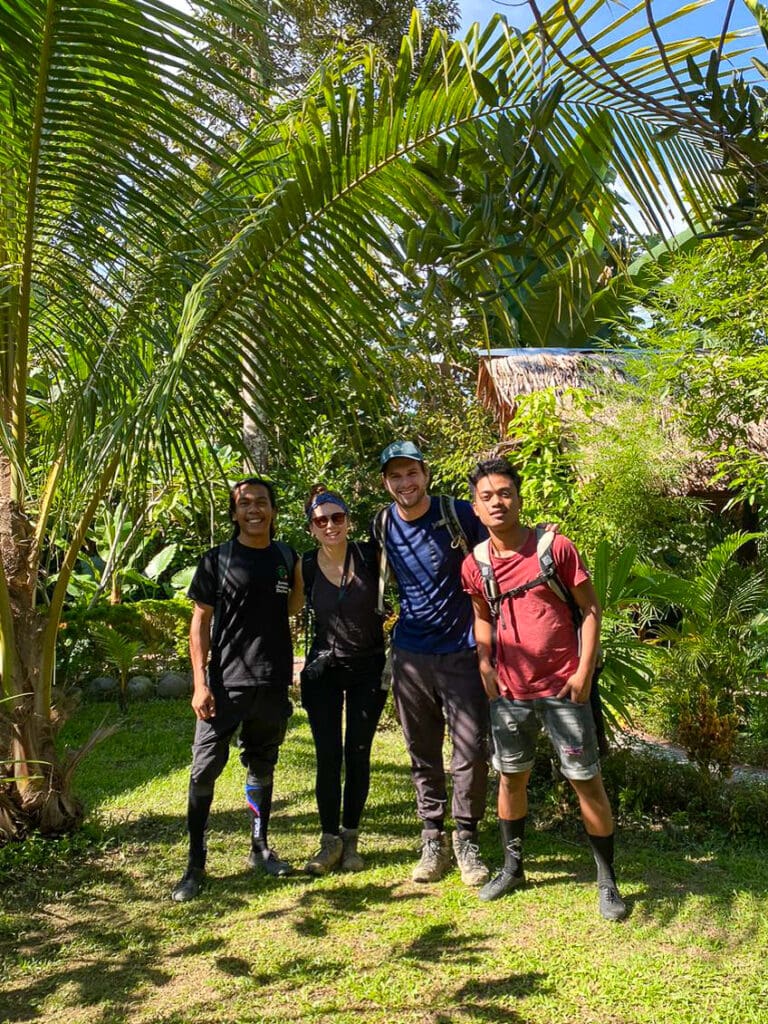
[{"left": 490, "top": 696, "right": 600, "bottom": 780}]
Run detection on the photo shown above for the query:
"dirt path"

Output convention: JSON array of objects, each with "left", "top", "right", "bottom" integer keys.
[{"left": 615, "top": 728, "right": 768, "bottom": 784}]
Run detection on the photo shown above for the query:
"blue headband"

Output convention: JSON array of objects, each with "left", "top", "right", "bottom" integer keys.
[{"left": 306, "top": 493, "right": 349, "bottom": 520}]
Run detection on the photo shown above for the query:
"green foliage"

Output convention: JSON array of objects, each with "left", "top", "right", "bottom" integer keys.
[
  {"left": 601, "top": 748, "right": 768, "bottom": 840},
  {"left": 91, "top": 626, "right": 146, "bottom": 712},
  {"left": 271, "top": 363, "right": 499, "bottom": 550},
  {"left": 259, "top": 0, "right": 461, "bottom": 88},
  {"left": 634, "top": 239, "right": 768, "bottom": 511},
  {"left": 409, "top": 375, "right": 498, "bottom": 497},
  {"left": 589, "top": 540, "right": 655, "bottom": 729},
  {"left": 504, "top": 389, "right": 582, "bottom": 528},
  {"left": 735, "top": 685, "right": 768, "bottom": 767},
  {"left": 57, "top": 600, "right": 192, "bottom": 688},
  {"left": 639, "top": 533, "right": 768, "bottom": 775},
  {"left": 569, "top": 392, "right": 711, "bottom": 564},
  {"left": 676, "top": 686, "right": 740, "bottom": 778}
]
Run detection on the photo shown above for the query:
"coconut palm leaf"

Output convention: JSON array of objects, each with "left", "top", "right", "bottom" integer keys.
[{"left": 5, "top": 2, "right": 753, "bottom": 527}]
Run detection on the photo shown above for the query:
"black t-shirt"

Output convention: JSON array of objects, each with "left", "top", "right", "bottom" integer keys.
[
  {"left": 188, "top": 539, "right": 297, "bottom": 689},
  {"left": 306, "top": 541, "right": 384, "bottom": 661}
]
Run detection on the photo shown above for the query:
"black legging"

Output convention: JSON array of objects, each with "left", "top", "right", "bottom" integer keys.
[{"left": 301, "top": 660, "right": 387, "bottom": 835}]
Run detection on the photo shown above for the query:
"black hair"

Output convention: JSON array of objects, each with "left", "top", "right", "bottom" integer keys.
[
  {"left": 468, "top": 458, "right": 523, "bottom": 497},
  {"left": 229, "top": 477, "right": 276, "bottom": 538}
]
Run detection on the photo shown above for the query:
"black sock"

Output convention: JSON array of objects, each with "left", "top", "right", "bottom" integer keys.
[
  {"left": 187, "top": 781, "right": 214, "bottom": 869},
  {"left": 246, "top": 777, "right": 273, "bottom": 851},
  {"left": 500, "top": 817, "right": 525, "bottom": 876},
  {"left": 454, "top": 817, "right": 478, "bottom": 835},
  {"left": 587, "top": 831, "right": 616, "bottom": 885},
  {"left": 423, "top": 818, "right": 444, "bottom": 833}
]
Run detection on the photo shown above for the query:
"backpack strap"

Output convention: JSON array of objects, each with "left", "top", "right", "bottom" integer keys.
[
  {"left": 301, "top": 550, "right": 317, "bottom": 603},
  {"left": 301, "top": 550, "right": 317, "bottom": 654},
  {"left": 472, "top": 533, "right": 556, "bottom": 623},
  {"left": 537, "top": 527, "right": 582, "bottom": 616},
  {"left": 472, "top": 539, "right": 502, "bottom": 620},
  {"left": 273, "top": 539, "right": 298, "bottom": 580},
  {"left": 373, "top": 507, "right": 390, "bottom": 616},
  {"left": 536, "top": 528, "right": 567, "bottom": 599},
  {"left": 436, "top": 495, "right": 469, "bottom": 554},
  {"left": 212, "top": 539, "right": 234, "bottom": 647},
  {"left": 536, "top": 526, "right": 593, "bottom": 657}
]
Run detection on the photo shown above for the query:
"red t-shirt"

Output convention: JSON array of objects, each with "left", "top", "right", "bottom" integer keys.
[{"left": 461, "top": 531, "right": 590, "bottom": 700}]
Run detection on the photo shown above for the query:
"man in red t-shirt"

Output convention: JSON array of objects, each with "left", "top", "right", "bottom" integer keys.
[{"left": 461, "top": 458, "right": 626, "bottom": 921}]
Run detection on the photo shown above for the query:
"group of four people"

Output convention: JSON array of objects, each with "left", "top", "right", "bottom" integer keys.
[{"left": 171, "top": 442, "right": 626, "bottom": 921}]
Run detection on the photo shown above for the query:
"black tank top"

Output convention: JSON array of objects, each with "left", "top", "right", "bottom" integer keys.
[{"left": 308, "top": 542, "right": 384, "bottom": 660}]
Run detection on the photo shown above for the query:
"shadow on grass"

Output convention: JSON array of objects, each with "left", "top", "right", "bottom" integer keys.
[
  {"left": 401, "top": 922, "right": 490, "bottom": 965},
  {"left": 58, "top": 698, "right": 201, "bottom": 806},
  {"left": 59, "top": 699, "right": 322, "bottom": 809},
  {"left": 432, "top": 971, "right": 549, "bottom": 1024},
  {"left": 1, "top": 862, "right": 174, "bottom": 1024}
]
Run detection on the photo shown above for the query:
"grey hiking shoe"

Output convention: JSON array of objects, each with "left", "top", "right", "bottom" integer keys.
[
  {"left": 304, "top": 833, "right": 343, "bottom": 876},
  {"left": 340, "top": 828, "right": 364, "bottom": 873},
  {"left": 412, "top": 829, "right": 451, "bottom": 883},
  {"left": 171, "top": 865, "right": 205, "bottom": 902},
  {"left": 247, "top": 847, "right": 293, "bottom": 877},
  {"left": 452, "top": 830, "right": 490, "bottom": 886},
  {"left": 478, "top": 867, "right": 525, "bottom": 902},
  {"left": 598, "top": 882, "right": 627, "bottom": 921}
]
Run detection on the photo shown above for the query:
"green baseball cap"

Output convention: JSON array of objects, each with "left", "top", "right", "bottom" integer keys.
[{"left": 379, "top": 440, "right": 425, "bottom": 468}]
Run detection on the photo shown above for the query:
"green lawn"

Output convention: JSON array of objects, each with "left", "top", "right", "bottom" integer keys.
[{"left": 1, "top": 698, "right": 767, "bottom": 1024}]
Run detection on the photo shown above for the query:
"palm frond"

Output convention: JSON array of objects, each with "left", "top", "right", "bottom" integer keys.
[{"left": 3, "top": 0, "right": 759, "bottom": 557}]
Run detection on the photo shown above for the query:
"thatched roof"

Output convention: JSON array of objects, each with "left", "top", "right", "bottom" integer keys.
[
  {"left": 477, "top": 348, "right": 628, "bottom": 434},
  {"left": 477, "top": 348, "right": 768, "bottom": 500}
]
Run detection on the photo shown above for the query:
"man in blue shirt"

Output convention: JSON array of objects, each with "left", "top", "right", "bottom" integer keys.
[{"left": 375, "top": 441, "right": 490, "bottom": 886}]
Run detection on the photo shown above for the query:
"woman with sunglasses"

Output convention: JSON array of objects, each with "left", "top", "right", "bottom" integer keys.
[{"left": 299, "top": 484, "right": 387, "bottom": 875}]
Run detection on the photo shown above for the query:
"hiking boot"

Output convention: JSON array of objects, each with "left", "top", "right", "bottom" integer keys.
[
  {"left": 598, "top": 882, "right": 627, "bottom": 921},
  {"left": 478, "top": 867, "right": 525, "bottom": 902},
  {"left": 411, "top": 829, "right": 451, "bottom": 883},
  {"left": 247, "top": 847, "right": 293, "bottom": 877},
  {"left": 340, "top": 828, "right": 364, "bottom": 873},
  {"left": 171, "top": 865, "right": 205, "bottom": 902},
  {"left": 452, "top": 830, "right": 490, "bottom": 886},
  {"left": 304, "top": 833, "right": 343, "bottom": 876}
]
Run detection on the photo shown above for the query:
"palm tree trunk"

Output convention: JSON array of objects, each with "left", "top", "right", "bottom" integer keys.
[{"left": 0, "top": 455, "right": 83, "bottom": 838}]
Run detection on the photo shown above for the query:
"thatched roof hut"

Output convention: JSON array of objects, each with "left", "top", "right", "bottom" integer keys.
[
  {"left": 476, "top": 348, "right": 768, "bottom": 505},
  {"left": 477, "top": 348, "right": 628, "bottom": 434}
]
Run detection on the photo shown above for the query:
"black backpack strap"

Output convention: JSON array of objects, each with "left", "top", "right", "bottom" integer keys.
[
  {"left": 536, "top": 526, "right": 584, "bottom": 638},
  {"left": 301, "top": 550, "right": 317, "bottom": 603},
  {"left": 273, "top": 539, "right": 298, "bottom": 579},
  {"left": 212, "top": 539, "right": 234, "bottom": 648},
  {"left": 373, "top": 507, "right": 390, "bottom": 616},
  {"left": 302, "top": 549, "right": 318, "bottom": 653},
  {"left": 535, "top": 527, "right": 605, "bottom": 670},
  {"left": 536, "top": 527, "right": 569, "bottom": 601},
  {"left": 437, "top": 495, "right": 469, "bottom": 554}
]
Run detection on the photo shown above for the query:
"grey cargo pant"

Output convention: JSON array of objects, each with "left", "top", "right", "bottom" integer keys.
[{"left": 392, "top": 645, "right": 489, "bottom": 827}]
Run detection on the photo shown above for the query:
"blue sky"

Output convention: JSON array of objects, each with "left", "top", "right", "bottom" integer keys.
[{"left": 458, "top": 0, "right": 758, "bottom": 40}]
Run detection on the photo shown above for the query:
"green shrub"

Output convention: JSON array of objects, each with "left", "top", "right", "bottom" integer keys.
[
  {"left": 600, "top": 748, "right": 768, "bottom": 839},
  {"left": 676, "top": 686, "right": 739, "bottom": 777},
  {"left": 522, "top": 743, "right": 768, "bottom": 840},
  {"left": 57, "top": 598, "right": 192, "bottom": 686}
]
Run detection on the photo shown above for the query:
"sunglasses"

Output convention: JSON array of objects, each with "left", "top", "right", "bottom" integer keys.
[{"left": 311, "top": 512, "right": 347, "bottom": 528}]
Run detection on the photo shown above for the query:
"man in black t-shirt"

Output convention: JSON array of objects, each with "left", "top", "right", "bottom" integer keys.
[{"left": 171, "top": 478, "right": 302, "bottom": 902}]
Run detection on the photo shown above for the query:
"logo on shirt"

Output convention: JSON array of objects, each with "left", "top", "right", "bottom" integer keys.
[{"left": 276, "top": 564, "right": 289, "bottom": 595}]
